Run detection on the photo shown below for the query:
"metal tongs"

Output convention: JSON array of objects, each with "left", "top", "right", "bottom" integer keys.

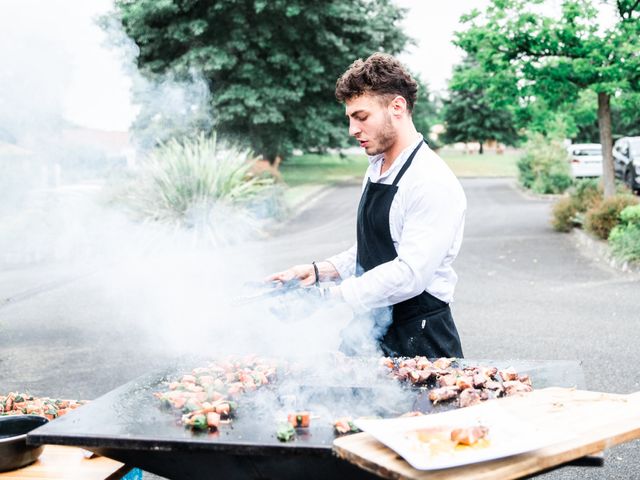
[{"left": 232, "top": 279, "right": 305, "bottom": 306}]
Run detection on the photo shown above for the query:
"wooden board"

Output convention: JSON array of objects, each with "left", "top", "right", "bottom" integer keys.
[
  {"left": 0, "top": 445, "right": 129, "bottom": 480},
  {"left": 333, "top": 387, "right": 640, "bottom": 480}
]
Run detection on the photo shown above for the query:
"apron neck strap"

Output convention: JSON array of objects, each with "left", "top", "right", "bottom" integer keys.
[{"left": 391, "top": 139, "right": 425, "bottom": 187}]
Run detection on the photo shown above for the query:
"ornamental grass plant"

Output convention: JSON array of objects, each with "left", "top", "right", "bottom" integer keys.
[{"left": 113, "top": 133, "right": 281, "bottom": 246}]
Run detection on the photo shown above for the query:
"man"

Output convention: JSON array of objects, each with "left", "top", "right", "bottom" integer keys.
[{"left": 269, "top": 53, "right": 466, "bottom": 358}]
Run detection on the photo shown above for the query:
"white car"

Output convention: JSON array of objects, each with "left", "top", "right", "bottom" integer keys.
[{"left": 567, "top": 143, "right": 603, "bottom": 178}]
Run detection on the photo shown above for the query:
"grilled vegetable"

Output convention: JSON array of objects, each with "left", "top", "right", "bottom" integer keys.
[
  {"left": 334, "top": 417, "right": 360, "bottom": 435},
  {"left": 287, "top": 411, "right": 310, "bottom": 428},
  {"left": 276, "top": 423, "right": 296, "bottom": 442}
]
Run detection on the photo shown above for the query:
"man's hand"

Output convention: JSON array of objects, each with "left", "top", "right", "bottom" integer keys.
[
  {"left": 266, "top": 261, "right": 340, "bottom": 287},
  {"left": 266, "top": 264, "right": 316, "bottom": 287}
]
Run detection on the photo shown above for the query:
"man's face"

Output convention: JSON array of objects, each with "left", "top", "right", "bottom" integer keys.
[{"left": 345, "top": 93, "right": 398, "bottom": 156}]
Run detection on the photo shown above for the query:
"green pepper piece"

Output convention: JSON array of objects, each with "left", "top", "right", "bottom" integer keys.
[
  {"left": 190, "top": 414, "right": 208, "bottom": 430},
  {"left": 276, "top": 424, "right": 296, "bottom": 442}
]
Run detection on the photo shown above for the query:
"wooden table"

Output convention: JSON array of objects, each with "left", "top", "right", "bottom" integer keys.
[
  {"left": 0, "top": 445, "right": 130, "bottom": 480},
  {"left": 333, "top": 388, "right": 640, "bottom": 479}
]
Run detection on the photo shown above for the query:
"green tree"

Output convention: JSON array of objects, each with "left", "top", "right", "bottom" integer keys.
[
  {"left": 441, "top": 56, "right": 518, "bottom": 153},
  {"left": 112, "top": 0, "right": 409, "bottom": 163},
  {"left": 456, "top": 0, "right": 640, "bottom": 197},
  {"left": 412, "top": 77, "right": 439, "bottom": 148}
]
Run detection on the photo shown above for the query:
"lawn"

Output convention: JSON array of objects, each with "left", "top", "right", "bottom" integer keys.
[
  {"left": 280, "top": 153, "right": 369, "bottom": 187},
  {"left": 440, "top": 148, "right": 521, "bottom": 177},
  {"left": 280, "top": 148, "right": 521, "bottom": 187}
]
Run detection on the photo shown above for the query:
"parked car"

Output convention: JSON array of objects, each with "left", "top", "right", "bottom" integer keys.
[
  {"left": 613, "top": 137, "right": 640, "bottom": 192},
  {"left": 566, "top": 143, "right": 603, "bottom": 178}
]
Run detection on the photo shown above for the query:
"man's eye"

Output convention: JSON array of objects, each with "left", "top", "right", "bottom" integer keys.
[{"left": 358, "top": 116, "right": 368, "bottom": 121}]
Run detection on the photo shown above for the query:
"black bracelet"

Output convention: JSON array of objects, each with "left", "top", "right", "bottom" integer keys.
[{"left": 312, "top": 261, "right": 320, "bottom": 287}]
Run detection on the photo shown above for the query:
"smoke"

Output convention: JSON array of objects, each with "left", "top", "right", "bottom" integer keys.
[{"left": 0, "top": 2, "right": 396, "bottom": 411}]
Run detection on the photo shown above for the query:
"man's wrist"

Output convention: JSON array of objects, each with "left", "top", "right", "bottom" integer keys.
[{"left": 316, "top": 261, "right": 340, "bottom": 281}]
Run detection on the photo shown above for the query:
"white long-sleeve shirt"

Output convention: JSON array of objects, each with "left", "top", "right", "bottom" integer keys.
[{"left": 327, "top": 135, "right": 466, "bottom": 313}]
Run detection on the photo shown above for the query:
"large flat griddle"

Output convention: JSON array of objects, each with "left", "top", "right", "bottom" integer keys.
[{"left": 27, "top": 359, "right": 584, "bottom": 480}]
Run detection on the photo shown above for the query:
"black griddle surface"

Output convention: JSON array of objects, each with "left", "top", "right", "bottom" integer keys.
[{"left": 27, "top": 358, "right": 585, "bottom": 455}]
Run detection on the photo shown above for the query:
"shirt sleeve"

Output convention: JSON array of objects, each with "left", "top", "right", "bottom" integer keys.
[
  {"left": 326, "top": 242, "right": 357, "bottom": 280},
  {"left": 339, "top": 179, "right": 465, "bottom": 313}
]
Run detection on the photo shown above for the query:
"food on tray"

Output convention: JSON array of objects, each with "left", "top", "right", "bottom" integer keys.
[
  {"left": 287, "top": 411, "right": 310, "bottom": 428},
  {"left": 0, "top": 393, "right": 86, "bottom": 420},
  {"left": 155, "top": 356, "right": 278, "bottom": 431},
  {"left": 407, "top": 424, "right": 490, "bottom": 455},
  {"left": 383, "top": 357, "right": 533, "bottom": 407},
  {"left": 450, "top": 425, "right": 490, "bottom": 446},
  {"left": 334, "top": 417, "right": 361, "bottom": 435},
  {"left": 276, "top": 423, "right": 296, "bottom": 442},
  {"left": 400, "top": 411, "right": 425, "bottom": 417}
]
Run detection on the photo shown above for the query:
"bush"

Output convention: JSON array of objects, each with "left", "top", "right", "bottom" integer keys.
[
  {"left": 609, "top": 205, "right": 640, "bottom": 262},
  {"left": 551, "top": 197, "right": 578, "bottom": 232},
  {"left": 551, "top": 179, "right": 602, "bottom": 231},
  {"left": 584, "top": 194, "right": 639, "bottom": 240},
  {"left": 518, "top": 133, "right": 573, "bottom": 194},
  {"left": 571, "top": 179, "right": 601, "bottom": 212}
]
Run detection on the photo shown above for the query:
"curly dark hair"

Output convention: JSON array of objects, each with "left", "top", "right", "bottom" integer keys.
[{"left": 335, "top": 53, "right": 418, "bottom": 111}]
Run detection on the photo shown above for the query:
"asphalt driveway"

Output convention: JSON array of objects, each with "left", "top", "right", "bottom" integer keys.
[{"left": 0, "top": 177, "right": 638, "bottom": 479}]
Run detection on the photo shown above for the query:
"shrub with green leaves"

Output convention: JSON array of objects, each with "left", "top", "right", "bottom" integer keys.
[
  {"left": 518, "top": 133, "right": 573, "bottom": 194},
  {"left": 551, "top": 179, "right": 602, "bottom": 232},
  {"left": 114, "top": 133, "right": 280, "bottom": 245},
  {"left": 609, "top": 205, "right": 640, "bottom": 262},
  {"left": 551, "top": 197, "right": 577, "bottom": 232},
  {"left": 584, "top": 194, "right": 639, "bottom": 240}
]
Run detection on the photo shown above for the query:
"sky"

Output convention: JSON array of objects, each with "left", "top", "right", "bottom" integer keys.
[{"left": 0, "top": 0, "right": 614, "bottom": 133}]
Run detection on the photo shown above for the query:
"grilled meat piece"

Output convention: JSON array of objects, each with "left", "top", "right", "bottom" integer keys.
[
  {"left": 334, "top": 417, "right": 360, "bottom": 435},
  {"left": 437, "top": 373, "right": 458, "bottom": 387},
  {"left": 458, "top": 388, "right": 483, "bottom": 408},
  {"left": 409, "top": 369, "right": 433, "bottom": 385},
  {"left": 451, "top": 425, "right": 489, "bottom": 445},
  {"left": 472, "top": 373, "right": 488, "bottom": 389},
  {"left": 416, "top": 357, "right": 433, "bottom": 370},
  {"left": 499, "top": 367, "right": 519, "bottom": 382},
  {"left": 455, "top": 375, "right": 474, "bottom": 390},
  {"left": 428, "top": 386, "right": 460, "bottom": 404},
  {"left": 518, "top": 374, "right": 532, "bottom": 386},
  {"left": 484, "top": 380, "right": 504, "bottom": 391},
  {"left": 503, "top": 380, "right": 533, "bottom": 396},
  {"left": 433, "top": 357, "right": 454, "bottom": 370}
]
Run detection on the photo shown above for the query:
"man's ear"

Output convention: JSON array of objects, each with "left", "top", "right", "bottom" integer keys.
[{"left": 389, "top": 95, "right": 408, "bottom": 117}]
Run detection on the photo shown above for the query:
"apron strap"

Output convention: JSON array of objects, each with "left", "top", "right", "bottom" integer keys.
[{"left": 391, "top": 139, "right": 425, "bottom": 187}]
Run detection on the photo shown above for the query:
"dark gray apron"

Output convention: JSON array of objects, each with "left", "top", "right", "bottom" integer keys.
[{"left": 339, "top": 140, "right": 464, "bottom": 358}]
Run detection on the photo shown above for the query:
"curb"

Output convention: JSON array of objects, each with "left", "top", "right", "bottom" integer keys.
[{"left": 570, "top": 228, "right": 640, "bottom": 276}]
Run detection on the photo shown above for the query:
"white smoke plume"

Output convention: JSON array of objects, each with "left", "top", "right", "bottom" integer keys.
[{"left": 0, "top": 1, "right": 395, "bottom": 412}]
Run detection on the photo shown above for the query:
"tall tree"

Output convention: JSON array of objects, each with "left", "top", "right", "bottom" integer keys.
[
  {"left": 112, "top": 0, "right": 409, "bottom": 162},
  {"left": 412, "top": 77, "right": 439, "bottom": 147},
  {"left": 455, "top": 0, "right": 640, "bottom": 197},
  {"left": 441, "top": 56, "right": 518, "bottom": 153}
]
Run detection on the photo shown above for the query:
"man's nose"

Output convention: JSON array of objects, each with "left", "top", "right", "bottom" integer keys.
[{"left": 348, "top": 120, "right": 360, "bottom": 137}]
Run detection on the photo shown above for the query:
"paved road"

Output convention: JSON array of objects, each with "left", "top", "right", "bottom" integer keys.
[{"left": 1, "top": 178, "right": 638, "bottom": 479}]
